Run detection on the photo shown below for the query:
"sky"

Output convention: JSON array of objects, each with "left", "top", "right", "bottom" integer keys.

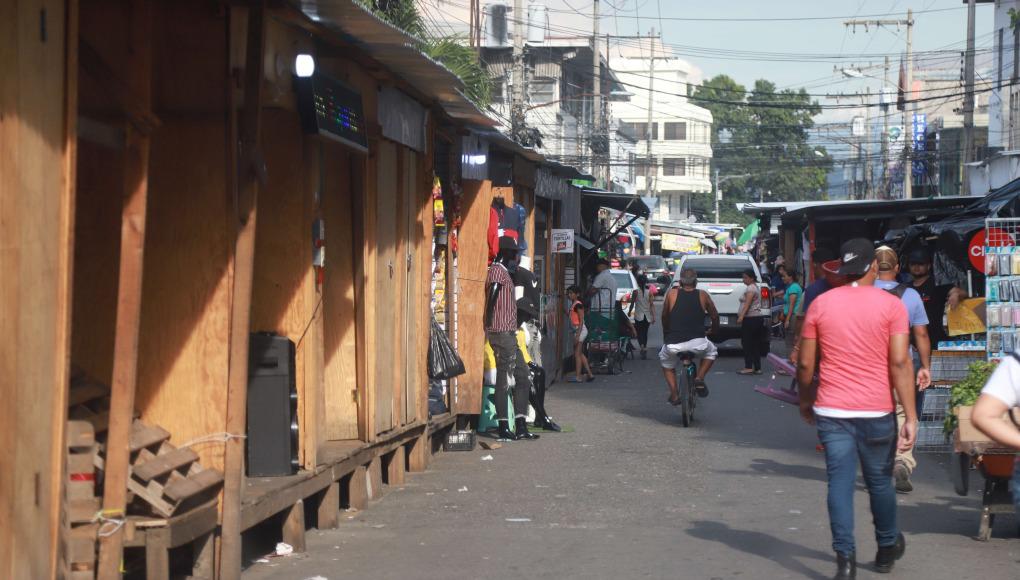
[{"left": 507, "top": 0, "right": 994, "bottom": 125}]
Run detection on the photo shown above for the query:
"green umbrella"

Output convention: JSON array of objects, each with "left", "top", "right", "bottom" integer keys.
[{"left": 737, "top": 219, "right": 759, "bottom": 245}]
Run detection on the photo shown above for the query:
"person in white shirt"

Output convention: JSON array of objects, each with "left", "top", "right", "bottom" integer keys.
[
  {"left": 630, "top": 274, "right": 656, "bottom": 359},
  {"left": 972, "top": 352, "right": 1020, "bottom": 517},
  {"left": 589, "top": 258, "right": 617, "bottom": 314}
]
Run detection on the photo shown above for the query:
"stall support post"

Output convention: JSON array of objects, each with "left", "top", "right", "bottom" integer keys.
[
  {"left": 219, "top": 3, "right": 267, "bottom": 579},
  {"left": 95, "top": 1, "right": 153, "bottom": 577}
]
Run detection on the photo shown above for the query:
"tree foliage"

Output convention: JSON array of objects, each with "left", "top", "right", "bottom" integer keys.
[
  {"left": 358, "top": 0, "right": 491, "bottom": 108},
  {"left": 691, "top": 75, "right": 832, "bottom": 225}
]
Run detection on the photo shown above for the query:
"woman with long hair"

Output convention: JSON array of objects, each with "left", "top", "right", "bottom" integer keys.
[
  {"left": 736, "top": 269, "right": 765, "bottom": 375},
  {"left": 630, "top": 275, "right": 656, "bottom": 359}
]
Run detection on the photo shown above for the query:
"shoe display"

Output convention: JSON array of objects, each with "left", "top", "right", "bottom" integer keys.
[
  {"left": 496, "top": 419, "right": 521, "bottom": 441},
  {"left": 893, "top": 463, "right": 913, "bottom": 494},
  {"left": 874, "top": 533, "right": 905, "bottom": 573},
  {"left": 833, "top": 552, "right": 856, "bottom": 579},
  {"left": 515, "top": 417, "right": 540, "bottom": 440}
]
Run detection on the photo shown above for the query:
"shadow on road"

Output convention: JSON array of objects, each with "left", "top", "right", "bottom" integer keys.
[
  {"left": 715, "top": 458, "right": 828, "bottom": 483},
  {"left": 899, "top": 496, "right": 996, "bottom": 537},
  {"left": 686, "top": 520, "right": 831, "bottom": 580}
]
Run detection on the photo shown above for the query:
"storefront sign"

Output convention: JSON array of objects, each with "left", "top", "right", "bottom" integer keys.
[
  {"left": 969, "top": 227, "right": 1015, "bottom": 271},
  {"left": 551, "top": 229, "right": 574, "bottom": 253},
  {"left": 660, "top": 233, "right": 701, "bottom": 253}
]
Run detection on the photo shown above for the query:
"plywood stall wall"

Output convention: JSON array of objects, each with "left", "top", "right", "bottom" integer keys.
[
  {"left": 321, "top": 143, "right": 360, "bottom": 441},
  {"left": 133, "top": 2, "right": 233, "bottom": 472},
  {"left": 249, "top": 108, "right": 318, "bottom": 466},
  {"left": 453, "top": 179, "right": 497, "bottom": 415},
  {"left": 72, "top": 0, "right": 129, "bottom": 402},
  {"left": 0, "top": 0, "right": 76, "bottom": 577}
]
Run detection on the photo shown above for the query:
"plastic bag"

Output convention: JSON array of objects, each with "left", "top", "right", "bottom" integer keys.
[{"left": 428, "top": 316, "right": 466, "bottom": 380}]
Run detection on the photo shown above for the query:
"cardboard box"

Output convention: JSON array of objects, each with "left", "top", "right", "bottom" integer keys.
[{"left": 955, "top": 405, "right": 1018, "bottom": 443}]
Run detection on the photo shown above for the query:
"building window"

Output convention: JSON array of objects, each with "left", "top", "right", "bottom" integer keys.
[
  {"left": 664, "top": 122, "right": 687, "bottom": 140},
  {"left": 663, "top": 157, "right": 686, "bottom": 176},
  {"left": 621, "top": 121, "right": 657, "bottom": 140},
  {"left": 530, "top": 78, "right": 555, "bottom": 106}
]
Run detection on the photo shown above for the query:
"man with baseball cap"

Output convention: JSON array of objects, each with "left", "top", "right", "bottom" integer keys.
[
  {"left": 874, "top": 246, "right": 932, "bottom": 494},
  {"left": 797, "top": 238, "right": 917, "bottom": 579},
  {"left": 905, "top": 248, "right": 967, "bottom": 351}
]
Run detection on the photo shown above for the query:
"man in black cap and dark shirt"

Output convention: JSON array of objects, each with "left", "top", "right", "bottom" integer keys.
[{"left": 906, "top": 248, "right": 967, "bottom": 350}]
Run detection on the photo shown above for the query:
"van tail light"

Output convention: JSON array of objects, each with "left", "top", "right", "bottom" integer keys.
[{"left": 760, "top": 287, "right": 771, "bottom": 305}]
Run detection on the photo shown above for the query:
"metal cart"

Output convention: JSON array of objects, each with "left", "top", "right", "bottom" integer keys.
[{"left": 951, "top": 439, "right": 1017, "bottom": 541}]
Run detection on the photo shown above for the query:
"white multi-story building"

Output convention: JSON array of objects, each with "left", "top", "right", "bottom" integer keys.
[{"left": 610, "top": 42, "right": 713, "bottom": 222}]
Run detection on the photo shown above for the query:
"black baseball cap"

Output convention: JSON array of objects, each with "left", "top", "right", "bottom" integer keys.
[
  {"left": 836, "top": 238, "right": 876, "bottom": 276},
  {"left": 906, "top": 247, "right": 931, "bottom": 265}
]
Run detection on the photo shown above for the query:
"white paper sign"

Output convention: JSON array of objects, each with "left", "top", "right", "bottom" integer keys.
[{"left": 551, "top": 229, "right": 574, "bottom": 253}]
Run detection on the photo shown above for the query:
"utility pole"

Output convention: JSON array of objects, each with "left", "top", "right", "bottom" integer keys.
[
  {"left": 882, "top": 55, "right": 890, "bottom": 198},
  {"left": 592, "top": 0, "right": 602, "bottom": 185},
  {"left": 864, "top": 87, "right": 871, "bottom": 198},
  {"left": 844, "top": 11, "right": 913, "bottom": 198},
  {"left": 511, "top": 0, "right": 525, "bottom": 143},
  {"left": 962, "top": 0, "right": 976, "bottom": 195},
  {"left": 904, "top": 9, "right": 914, "bottom": 198},
  {"left": 643, "top": 30, "right": 656, "bottom": 255},
  {"left": 714, "top": 168, "right": 720, "bottom": 224}
]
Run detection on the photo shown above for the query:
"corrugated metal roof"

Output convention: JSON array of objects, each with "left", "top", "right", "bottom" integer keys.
[
  {"left": 293, "top": 0, "right": 496, "bottom": 127},
  {"left": 737, "top": 197, "right": 974, "bottom": 216}
]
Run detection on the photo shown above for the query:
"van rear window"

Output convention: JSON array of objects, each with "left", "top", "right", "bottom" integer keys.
[{"left": 682, "top": 259, "right": 756, "bottom": 280}]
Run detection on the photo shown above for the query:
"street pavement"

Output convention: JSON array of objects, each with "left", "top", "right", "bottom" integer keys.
[{"left": 244, "top": 316, "right": 1020, "bottom": 580}]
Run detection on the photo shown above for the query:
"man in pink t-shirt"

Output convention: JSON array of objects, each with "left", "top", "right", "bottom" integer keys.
[{"left": 797, "top": 238, "right": 917, "bottom": 580}]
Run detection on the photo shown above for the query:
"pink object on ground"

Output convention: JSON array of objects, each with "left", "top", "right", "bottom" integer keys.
[{"left": 754, "top": 353, "right": 800, "bottom": 405}]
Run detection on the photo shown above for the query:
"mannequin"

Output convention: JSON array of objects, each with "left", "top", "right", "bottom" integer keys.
[
  {"left": 517, "top": 298, "right": 561, "bottom": 432},
  {"left": 485, "top": 236, "right": 537, "bottom": 441}
]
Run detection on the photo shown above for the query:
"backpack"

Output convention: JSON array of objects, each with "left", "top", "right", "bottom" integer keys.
[{"left": 884, "top": 283, "right": 909, "bottom": 299}]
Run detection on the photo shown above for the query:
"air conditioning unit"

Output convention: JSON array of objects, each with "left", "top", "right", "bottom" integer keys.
[{"left": 484, "top": 3, "right": 510, "bottom": 47}]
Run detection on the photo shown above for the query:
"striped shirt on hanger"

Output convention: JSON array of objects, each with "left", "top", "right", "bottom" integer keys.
[{"left": 485, "top": 262, "right": 516, "bottom": 333}]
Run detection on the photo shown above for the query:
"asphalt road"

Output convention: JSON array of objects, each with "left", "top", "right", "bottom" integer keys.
[{"left": 244, "top": 318, "right": 1020, "bottom": 580}]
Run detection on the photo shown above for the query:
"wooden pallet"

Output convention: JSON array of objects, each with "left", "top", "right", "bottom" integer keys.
[
  {"left": 62, "top": 420, "right": 99, "bottom": 579},
  {"left": 68, "top": 367, "right": 224, "bottom": 518}
]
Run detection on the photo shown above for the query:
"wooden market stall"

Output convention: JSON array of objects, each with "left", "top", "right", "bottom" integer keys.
[{"left": 1, "top": 0, "right": 500, "bottom": 578}]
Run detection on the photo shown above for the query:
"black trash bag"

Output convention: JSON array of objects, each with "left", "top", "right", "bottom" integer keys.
[{"left": 428, "top": 316, "right": 466, "bottom": 380}]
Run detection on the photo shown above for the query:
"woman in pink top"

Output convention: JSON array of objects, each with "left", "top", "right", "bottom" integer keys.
[{"left": 796, "top": 239, "right": 918, "bottom": 579}]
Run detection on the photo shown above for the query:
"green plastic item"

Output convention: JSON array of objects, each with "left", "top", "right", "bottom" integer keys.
[{"left": 478, "top": 384, "right": 515, "bottom": 433}]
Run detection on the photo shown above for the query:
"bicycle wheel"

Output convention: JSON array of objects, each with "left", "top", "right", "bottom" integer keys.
[{"left": 679, "top": 366, "right": 693, "bottom": 427}]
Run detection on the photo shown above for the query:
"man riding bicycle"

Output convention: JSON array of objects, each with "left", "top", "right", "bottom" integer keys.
[{"left": 659, "top": 268, "right": 720, "bottom": 404}]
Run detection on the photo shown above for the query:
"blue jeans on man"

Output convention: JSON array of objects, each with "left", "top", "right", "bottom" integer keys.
[{"left": 816, "top": 414, "right": 899, "bottom": 555}]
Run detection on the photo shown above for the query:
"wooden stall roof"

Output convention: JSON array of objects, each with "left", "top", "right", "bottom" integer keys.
[{"left": 290, "top": 0, "right": 496, "bottom": 128}]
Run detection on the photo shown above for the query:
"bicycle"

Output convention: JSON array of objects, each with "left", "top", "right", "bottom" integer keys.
[{"left": 675, "top": 352, "right": 698, "bottom": 427}]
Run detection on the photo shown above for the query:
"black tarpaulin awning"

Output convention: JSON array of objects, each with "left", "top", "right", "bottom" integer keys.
[{"left": 580, "top": 189, "right": 651, "bottom": 219}]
